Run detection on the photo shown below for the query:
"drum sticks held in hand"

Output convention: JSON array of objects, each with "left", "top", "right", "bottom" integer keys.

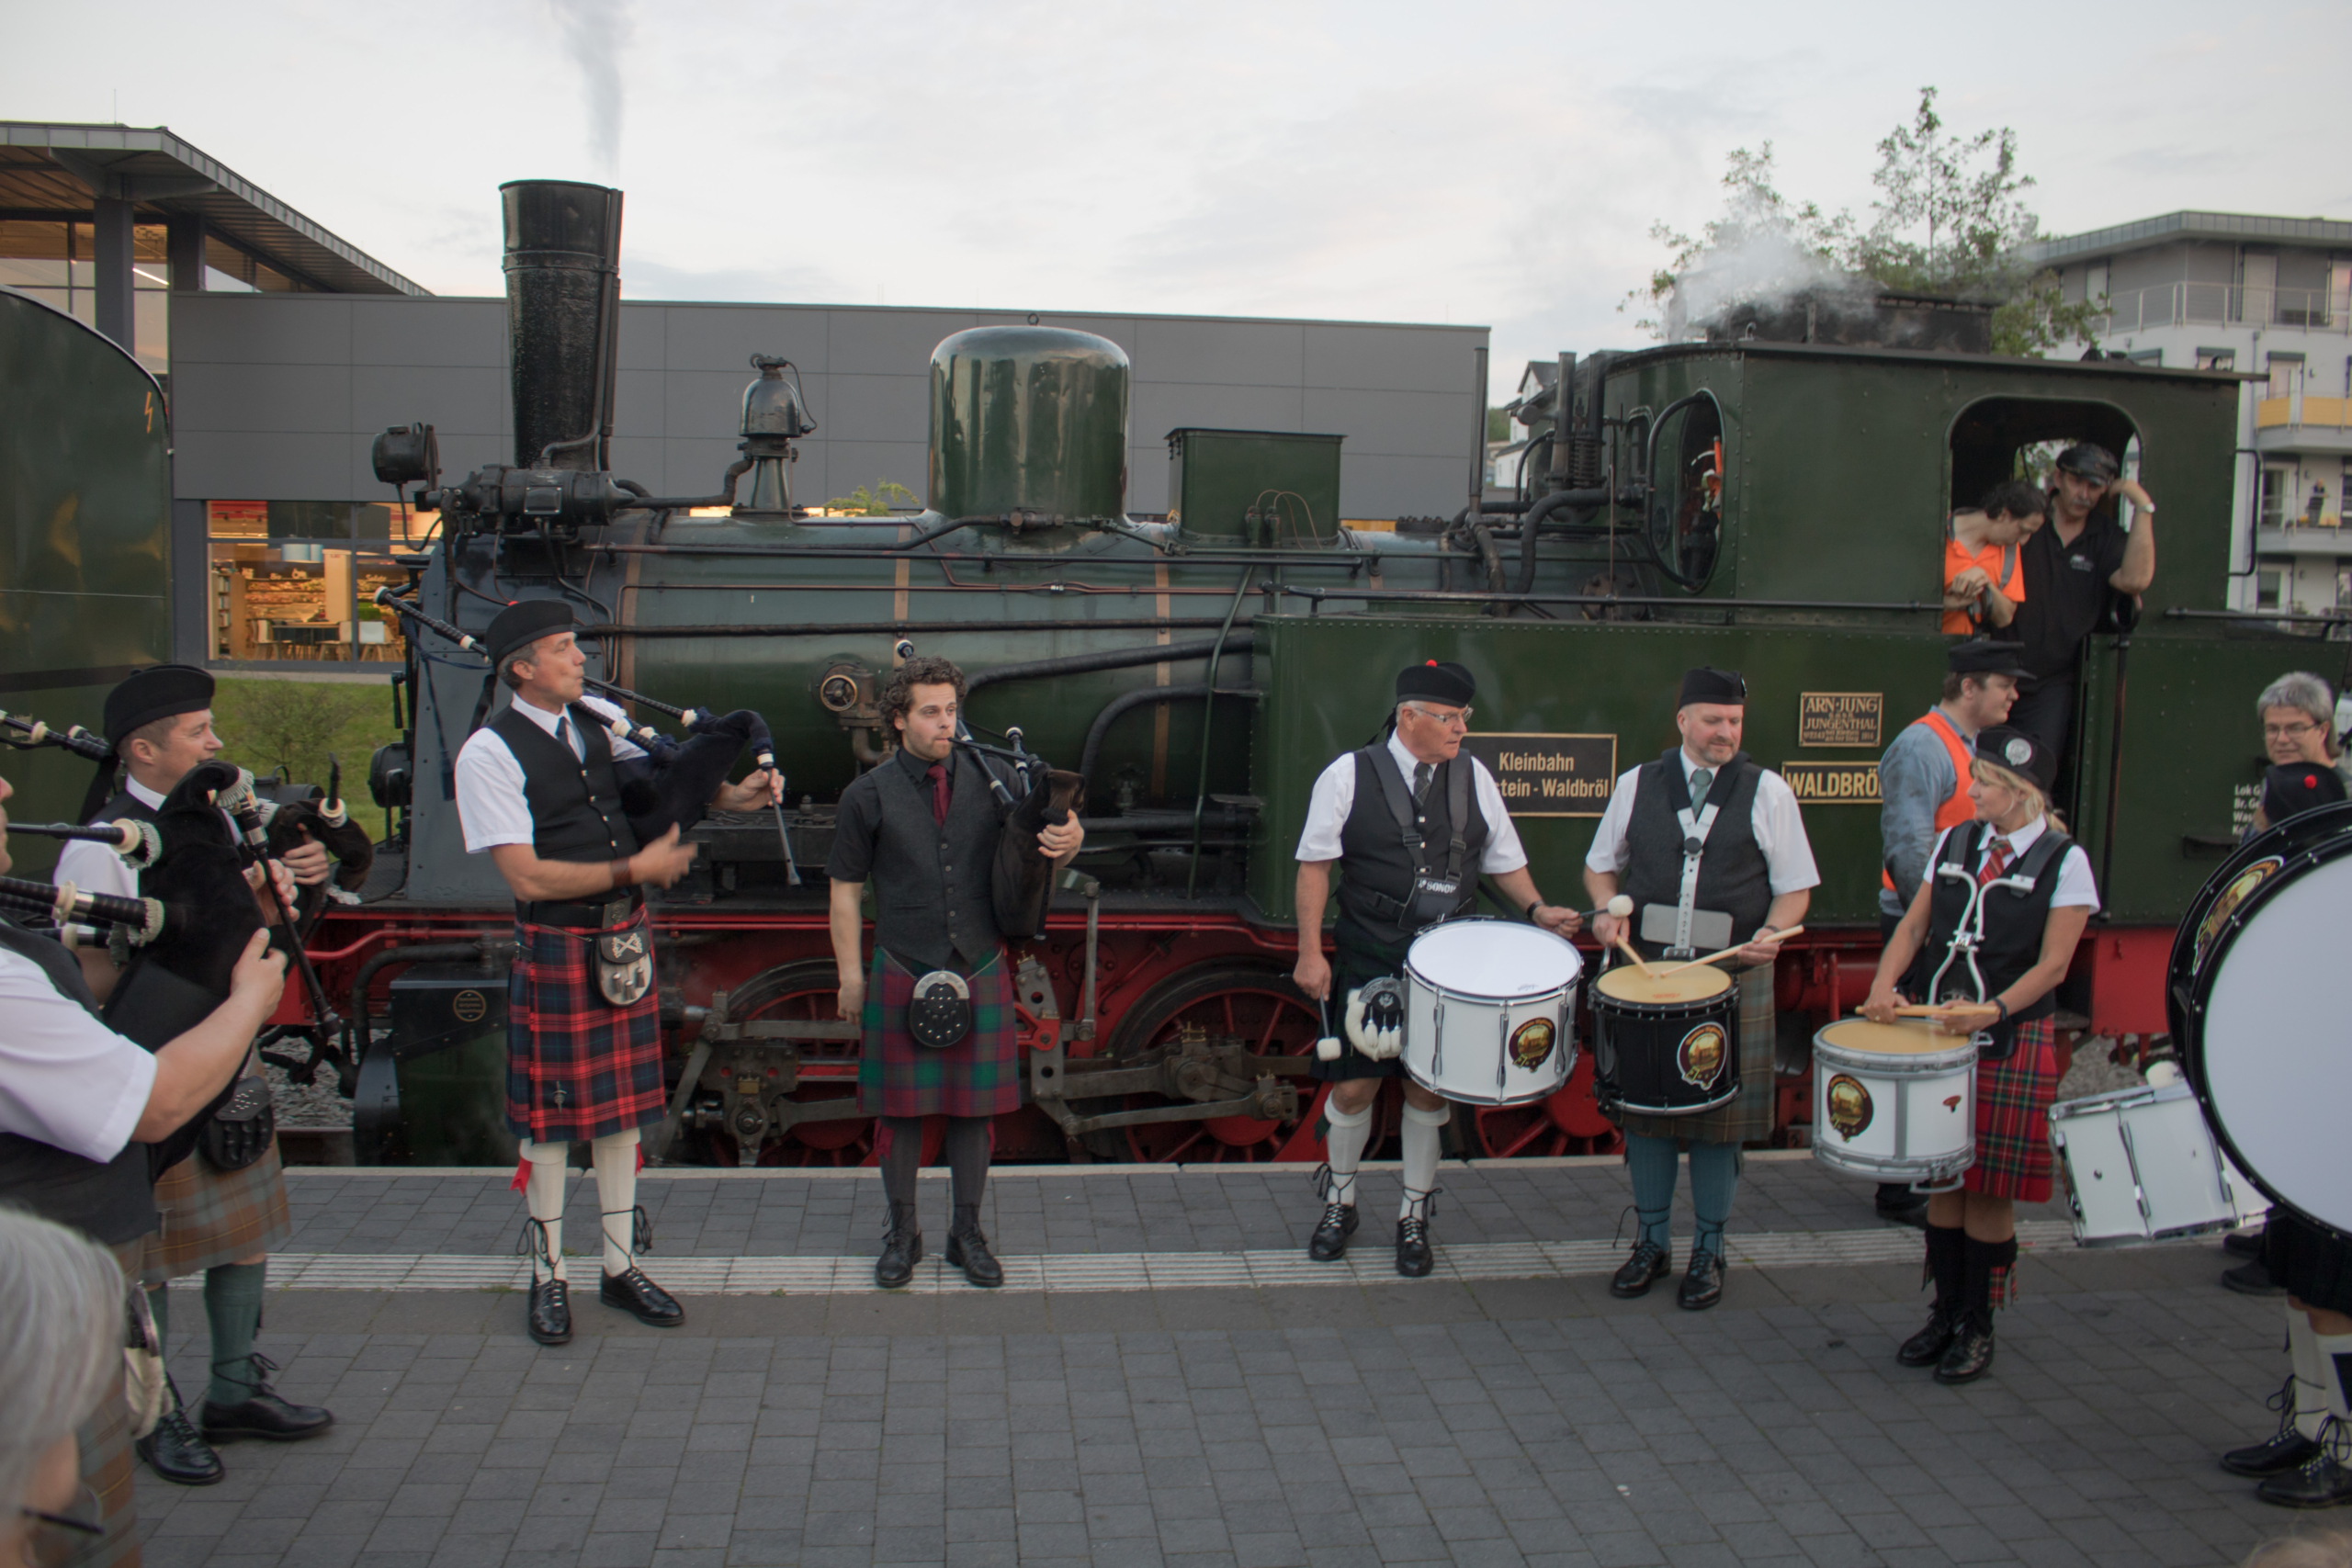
[{"left": 1655, "top": 925, "right": 1805, "bottom": 977}]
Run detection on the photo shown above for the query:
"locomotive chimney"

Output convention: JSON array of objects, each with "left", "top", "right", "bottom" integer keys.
[{"left": 501, "top": 179, "right": 624, "bottom": 472}]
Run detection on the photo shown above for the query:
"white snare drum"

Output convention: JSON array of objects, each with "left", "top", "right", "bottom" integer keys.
[
  {"left": 1810, "top": 1018, "right": 1977, "bottom": 1187},
  {"left": 1401, "top": 919, "right": 1582, "bottom": 1105},
  {"left": 2048, "top": 1079, "right": 2270, "bottom": 1247}
]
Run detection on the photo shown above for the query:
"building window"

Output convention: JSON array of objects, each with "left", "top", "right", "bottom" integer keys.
[
  {"left": 2127, "top": 348, "right": 2162, "bottom": 367},
  {"left": 2262, "top": 468, "right": 2292, "bottom": 527},
  {"left": 0, "top": 220, "right": 173, "bottom": 374},
  {"left": 2196, "top": 347, "right": 2235, "bottom": 372},
  {"left": 2338, "top": 566, "right": 2352, "bottom": 608},
  {"left": 209, "top": 501, "right": 437, "bottom": 663},
  {"left": 2256, "top": 569, "right": 2284, "bottom": 611},
  {"left": 2267, "top": 352, "right": 2305, "bottom": 399}
]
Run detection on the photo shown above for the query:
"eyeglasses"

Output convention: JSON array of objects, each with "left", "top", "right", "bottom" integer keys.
[
  {"left": 2264, "top": 720, "right": 2320, "bottom": 739},
  {"left": 1405, "top": 705, "right": 1472, "bottom": 729},
  {"left": 21, "top": 1487, "right": 104, "bottom": 1568}
]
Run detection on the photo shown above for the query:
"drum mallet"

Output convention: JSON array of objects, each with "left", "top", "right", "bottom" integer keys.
[
  {"left": 1316, "top": 994, "right": 1342, "bottom": 1062},
  {"left": 1657, "top": 925, "right": 1805, "bottom": 977}
]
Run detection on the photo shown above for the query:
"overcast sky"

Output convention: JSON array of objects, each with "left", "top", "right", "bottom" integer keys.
[{"left": 10, "top": 0, "right": 2346, "bottom": 395}]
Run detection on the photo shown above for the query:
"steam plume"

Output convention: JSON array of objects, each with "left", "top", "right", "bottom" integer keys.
[{"left": 549, "top": 0, "right": 629, "bottom": 177}]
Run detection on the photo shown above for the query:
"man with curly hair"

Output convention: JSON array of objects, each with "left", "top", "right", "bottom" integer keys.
[{"left": 828, "top": 656, "right": 1083, "bottom": 1289}]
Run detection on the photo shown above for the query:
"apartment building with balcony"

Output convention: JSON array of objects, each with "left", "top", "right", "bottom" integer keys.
[{"left": 2022, "top": 211, "right": 2352, "bottom": 619}]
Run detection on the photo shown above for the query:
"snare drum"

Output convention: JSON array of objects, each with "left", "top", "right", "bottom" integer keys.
[
  {"left": 1400, "top": 919, "right": 1583, "bottom": 1106},
  {"left": 1808, "top": 1018, "right": 1975, "bottom": 1187},
  {"left": 2048, "top": 1079, "right": 2271, "bottom": 1247},
  {"left": 1589, "top": 964, "right": 1738, "bottom": 1117}
]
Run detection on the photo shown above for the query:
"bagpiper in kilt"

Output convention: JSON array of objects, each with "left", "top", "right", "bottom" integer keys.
[
  {"left": 1865, "top": 724, "right": 2099, "bottom": 1385},
  {"left": 454, "top": 600, "right": 779, "bottom": 1348},
  {"left": 828, "top": 656, "right": 1083, "bottom": 1291},
  {"left": 1584, "top": 667, "right": 1820, "bottom": 1314},
  {"left": 51, "top": 663, "right": 334, "bottom": 1484}
]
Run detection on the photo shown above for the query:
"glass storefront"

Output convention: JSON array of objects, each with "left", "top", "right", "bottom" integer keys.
[
  {"left": 0, "top": 220, "right": 316, "bottom": 378},
  {"left": 209, "top": 501, "right": 438, "bottom": 664}
]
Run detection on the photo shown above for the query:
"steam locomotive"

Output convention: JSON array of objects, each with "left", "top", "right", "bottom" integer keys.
[{"left": 2, "top": 177, "right": 2317, "bottom": 1170}]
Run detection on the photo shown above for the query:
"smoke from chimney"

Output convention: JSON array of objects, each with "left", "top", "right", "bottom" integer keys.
[{"left": 549, "top": 0, "right": 630, "bottom": 177}]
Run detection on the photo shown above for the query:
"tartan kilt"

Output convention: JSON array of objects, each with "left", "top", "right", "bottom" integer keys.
[
  {"left": 1963, "top": 1018, "right": 2059, "bottom": 1201},
  {"left": 1309, "top": 939, "right": 1412, "bottom": 1084},
  {"left": 859, "top": 948, "right": 1021, "bottom": 1119},
  {"left": 1621, "top": 965, "right": 1778, "bottom": 1145},
  {"left": 506, "top": 911, "right": 667, "bottom": 1144},
  {"left": 142, "top": 1140, "right": 291, "bottom": 1287},
  {"left": 82, "top": 1239, "right": 144, "bottom": 1568}
]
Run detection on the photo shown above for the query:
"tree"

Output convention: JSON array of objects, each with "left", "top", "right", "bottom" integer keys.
[
  {"left": 1629, "top": 89, "right": 2103, "bottom": 357},
  {"left": 827, "top": 480, "right": 918, "bottom": 516}
]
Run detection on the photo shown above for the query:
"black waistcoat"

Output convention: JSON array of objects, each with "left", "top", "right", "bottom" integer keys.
[
  {"left": 490, "top": 703, "right": 640, "bottom": 865},
  {"left": 1333, "top": 743, "right": 1489, "bottom": 959},
  {"left": 97, "top": 789, "right": 160, "bottom": 828},
  {"left": 1904, "top": 819, "right": 2070, "bottom": 1021},
  {"left": 1622, "top": 750, "right": 1771, "bottom": 960},
  {"left": 868, "top": 749, "right": 1005, "bottom": 972},
  {"left": 0, "top": 916, "right": 158, "bottom": 1246}
]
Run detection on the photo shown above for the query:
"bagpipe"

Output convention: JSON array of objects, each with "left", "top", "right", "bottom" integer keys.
[
  {"left": 0, "top": 707, "right": 112, "bottom": 761},
  {"left": 6, "top": 817, "right": 164, "bottom": 873},
  {"left": 372, "top": 589, "right": 788, "bottom": 869},
  {"left": 0, "top": 872, "right": 165, "bottom": 950},
  {"left": 254, "top": 758, "right": 376, "bottom": 930},
  {"left": 950, "top": 728, "right": 1086, "bottom": 941}
]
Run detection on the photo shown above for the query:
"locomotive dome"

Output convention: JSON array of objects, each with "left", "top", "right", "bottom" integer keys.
[{"left": 928, "top": 325, "right": 1131, "bottom": 523}]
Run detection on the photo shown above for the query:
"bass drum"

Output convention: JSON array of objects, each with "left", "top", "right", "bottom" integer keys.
[{"left": 2168, "top": 799, "right": 2352, "bottom": 1243}]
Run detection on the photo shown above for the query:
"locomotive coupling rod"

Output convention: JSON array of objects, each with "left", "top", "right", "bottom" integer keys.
[{"left": 1039, "top": 1083, "right": 1299, "bottom": 1138}]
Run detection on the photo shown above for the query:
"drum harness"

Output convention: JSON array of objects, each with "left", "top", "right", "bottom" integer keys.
[
  {"left": 1343, "top": 754, "right": 1473, "bottom": 1064},
  {"left": 1924, "top": 823, "right": 2068, "bottom": 1057},
  {"left": 1648, "top": 759, "right": 1746, "bottom": 961}
]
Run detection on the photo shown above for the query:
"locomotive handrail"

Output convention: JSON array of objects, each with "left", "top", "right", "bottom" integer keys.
[
  {"left": 1274, "top": 585, "right": 1941, "bottom": 614},
  {"left": 572, "top": 617, "right": 1244, "bottom": 637},
  {"left": 2164, "top": 607, "right": 2352, "bottom": 626},
  {"left": 589, "top": 541, "right": 1425, "bottom": 569}
]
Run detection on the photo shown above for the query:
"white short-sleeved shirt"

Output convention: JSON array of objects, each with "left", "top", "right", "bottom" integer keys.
[
  {"left": 454, "top": 692, "right": 647, "bottom": 854},
  {"left": 1584, "top": 749, "right": 1821, "bottom": 896},
  {"left": 54, "top": 775, "right": 169, "bottom": 904},
  {"left": 1927, "top": 817, "right": 2099, "bottom": 911},
  {"left": 1294, "top": 732, "right": 1529, "bottom": 875},
  {"left": 0, "top": 948, "right": 155, "bottom": 1162}
]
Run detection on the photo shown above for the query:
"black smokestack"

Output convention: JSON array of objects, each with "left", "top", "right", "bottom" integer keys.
[{"left": 501, "top": 180, "right": 623, "bottom": 471}]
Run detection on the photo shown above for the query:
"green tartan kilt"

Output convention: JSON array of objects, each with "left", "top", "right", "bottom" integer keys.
[
  {"left": 857, "top": 948, "right": 1023, "bottom": 1119},
  {"left": 141, "top": 1139, "right": 292, "bottom": 1287},
  {"left": 1620, "top": 964, "right": 1778, "bottom": 1145}
]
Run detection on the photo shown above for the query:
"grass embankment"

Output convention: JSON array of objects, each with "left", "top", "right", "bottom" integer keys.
[{"left": 209, "top": 674, "right": 405, "bottom": 841}]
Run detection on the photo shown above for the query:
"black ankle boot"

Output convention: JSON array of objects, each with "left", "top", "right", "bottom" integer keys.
[
  {"left": 1901, "top": 1226, "right": 1967, "bottom": 1367},
  {"left": 876, "top": 1201, "right": 922, "bottom": 1289},
  {"left": 1936, "top": 1310, "right": 1996, "bottom": 1383},
  {"left": 2257, "top": 1420, "right": 2352, "bottom": 1508},
  {"left": 945, "top": 1204, "right": 1003, "bottom": 1288}
]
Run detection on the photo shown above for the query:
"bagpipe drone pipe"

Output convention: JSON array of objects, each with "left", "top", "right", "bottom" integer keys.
[
  {"left": 99, "top": 761, "right": 268, "bottom": 1052},
  {"left": 950, "top": 731, "right": 1087, "bottom": 941},
  {"left": 257, "top": 758, "right": 376, "bottom": 930}
]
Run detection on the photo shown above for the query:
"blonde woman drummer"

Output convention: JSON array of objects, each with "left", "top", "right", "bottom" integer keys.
[{"left": 1862, "top": 725, "right": 2097, "bottom": 1383}]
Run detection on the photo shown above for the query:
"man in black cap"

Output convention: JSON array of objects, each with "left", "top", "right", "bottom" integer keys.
[
  {"left": 1291, "top": 659, "right": 1581, "bottom": 1276},
  {"left": 58, "top": 664, "right": 337, "bottom": 1485},
  {"left": 454, "top": 601, "right": 776, "bottom": 1347},
  {"left": 1584, "top": 668, "right": 1818, "bottom": 1309},
  {"left": 2002, "top": 443, "right": 2157, "bottom": 761},
  {"left": 1870, "top": 640, "right": 2030, "bottom": 1224}
]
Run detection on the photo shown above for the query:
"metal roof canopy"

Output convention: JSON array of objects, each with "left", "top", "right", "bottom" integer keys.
[
  {"left": 0, "top": 121, "right": 425, "bottom": 296},
  {"left": 2020, "top": 210, "right": 2352, "bottom": 267}
]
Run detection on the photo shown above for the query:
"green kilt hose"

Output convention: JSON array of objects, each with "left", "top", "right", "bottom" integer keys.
[
  {"left": 506, "top": 910, "right": 667, "bottom": 1143},
  {"left": 1621, "top": 964, "right": 1777, "bottom": 1145},
  {"left": 141, "top": 1142, "right": 292, "bottom": 1287},
  {"left": 859, "top": 948, "right": 1022, "bottom": 1119}
]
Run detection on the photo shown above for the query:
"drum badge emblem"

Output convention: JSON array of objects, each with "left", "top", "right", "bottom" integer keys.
[
  {"left": 1509, "top": 1017, "right": 1557, "bottom": 1070},
  {"left": 1826, "top": 1075, "right": 1873, "bottom": 1139},
  {"left": 2192, "top": 856, "right": 2281, "bottom": 972},
  {"left": 1677, "top": 1024, "right": 1727, "bottom": 1089}
]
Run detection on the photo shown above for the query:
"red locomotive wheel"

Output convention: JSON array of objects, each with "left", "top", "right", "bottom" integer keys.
[
  {"left": 713, "top": 960, "right": 878, "bottom": 1168},
  {"left": 1102, "top": 963, "right": 1321, "bottom": 1164},
  {"left": 1470, "top": 1053, "right": 1623, "bottom": 1158}
]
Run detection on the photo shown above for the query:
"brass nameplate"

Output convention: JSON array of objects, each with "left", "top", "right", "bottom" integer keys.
[
  {"left": 1798, "top": 692, "right": 1883, "bottom": 748},
  {"left": 1464, "top": 733, "right": 1617, "bottom": 818},
  {"left": 1782, "top": 761, "right": 1882, "bottom": 806}
]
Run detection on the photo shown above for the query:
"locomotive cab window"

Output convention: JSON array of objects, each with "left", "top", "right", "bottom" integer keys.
[
  {"left": 1645, "top": 391, "right": 1725, "bottom": 591},
  {"left": 1943, "top": 396, "right": 2140, "bottom": 628}
]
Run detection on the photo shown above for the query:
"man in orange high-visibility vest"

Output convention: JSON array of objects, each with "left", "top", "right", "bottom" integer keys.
[{"left": 1868, "top": 639, "right": 2030, "bottom": 1223}]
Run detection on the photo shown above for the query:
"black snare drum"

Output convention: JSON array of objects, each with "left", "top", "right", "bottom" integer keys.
[
  {"left": 1589, "top": 962, "right": 1741, "bottom": 1117},
  {"left": 2168, "top": 799, "right": 2352, "bottom": 1245}
]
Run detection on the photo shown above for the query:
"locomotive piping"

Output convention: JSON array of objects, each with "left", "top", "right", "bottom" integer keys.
[
  {"left": 1079, "top": 685, "right": 1261, "bottom": 783},
  {"left": 964, "top": 635, "right": 1258, "bottom": 697}
]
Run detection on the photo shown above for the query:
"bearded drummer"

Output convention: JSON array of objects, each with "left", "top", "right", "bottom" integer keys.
[
  {"left": 1584, "top": 667, "right": 1818, "bottom": 1312},
  {"left": 1862, "top": 726, "right": 2097, "bottom": 1383},
  {"left": 1291, "top": 660, "right": 1580, "bottom": 1278}
]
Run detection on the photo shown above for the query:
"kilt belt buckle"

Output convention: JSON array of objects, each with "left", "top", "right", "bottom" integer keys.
[
  {"left": 594, "top": 922, "right": 653, "bottom": 1007},
  {"left": 909, "top": 970, "right": 973, "bottom": 1050}
]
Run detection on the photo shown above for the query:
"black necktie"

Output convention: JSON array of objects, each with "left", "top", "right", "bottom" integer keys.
[
  {"left": 1690, "top": 767, "right": 1713, "bottom": 805},
  {"left": 1412, "top": 762, "right": 1433, "bottom": 804},
  {"left": 555, "top": 716, "right": 577, "bottom": 759}
]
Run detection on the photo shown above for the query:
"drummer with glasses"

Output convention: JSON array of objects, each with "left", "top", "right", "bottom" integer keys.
[
  {"left": 1291, "top": 660, "right": 1581, "bottom": 1277},
  {"left": 1862, "top": 727, "right": 2096, "bottom": 1384},
  {"left": 1586, "top": 667, "right": 1818, "bottom": 1312}
]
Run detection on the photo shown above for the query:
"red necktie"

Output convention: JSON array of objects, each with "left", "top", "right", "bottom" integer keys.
[
  {"left": 926, "top": 761, "right": 949, "bottom": 825},
  {"left": 1977, "top": 836, "right": 2011, "bottom": 886}
]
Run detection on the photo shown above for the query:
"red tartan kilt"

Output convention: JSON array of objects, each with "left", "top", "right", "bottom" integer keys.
[
  {"left": 507, "top": 912, "right": 667, "bottom": 1144},
  {"left": 1963, "top": 1018, "right": 2059, "bottom": 1201}
]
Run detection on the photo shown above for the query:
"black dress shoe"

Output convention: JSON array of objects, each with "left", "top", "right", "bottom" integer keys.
[
  {"left": 200, "top": 1355, "right": 333, "bottom": 1442},
  {"left": 1396, "top": 1214, "right": 1433, "bottom": 1279},
  {"left": 2258, "top": 1446, "right": 2352, "bottom": 1509},
  {"left": 2224, "top": 1226, "right": 2267, "bottom": 1259},
  {"left": 1308, "top": 1201, "right": 1359, "bottom": 1262},
  {"left": 1610, "top": 1240, "right": 1670, "bottom": 1299},
  {"left": 944, "top": 1226, "right": 1003, "bottom": 1289},
  {"left": 2224, "top": 1259, "right": 2287, "bottom": 1297},
  {"left": 136, "top": 1394, "right": 222, "bottom": 1486},
  {"left": 2225, "top": 1431, "right": 2324, "bottom": 1478},
  {"left": 876, "top": 1202, "right": 922, "bottom": 1289},
  {"left": 1935, "top": 1315, "right": 1996, "bottom": 1383},
  {"left": 1875, "top": 1185, "right": 1929, "bottom": 1227},
  {"left": 1896, "top": 1306, "right": 1958, "bottom": 1368},
  {"left": 527, "top": 1278, "right": 572, "bottom": 1346},
  {"left": 1677, "top": 1249, "right": 1724, "bottom": 1311},
  {"left": 601, "top": 1267, "right": 684, "bottom": 1327}
]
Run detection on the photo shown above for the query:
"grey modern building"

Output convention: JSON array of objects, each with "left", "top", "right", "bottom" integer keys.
[{"left": 4, "top": 122, "right": 1487, "bottom": 670}]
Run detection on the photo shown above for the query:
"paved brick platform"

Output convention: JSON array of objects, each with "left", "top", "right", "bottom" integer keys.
[{"left": 127, "top": 1158, "right": 2332, "bottom": 1568}]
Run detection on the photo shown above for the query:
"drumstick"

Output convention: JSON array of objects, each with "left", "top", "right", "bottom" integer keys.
[
  {"left": 1611, "top": 932, "right": 1657, "bottom": 979},
  {"left": 1853, "top": 1003, "right": 1981, "bottom": 1021},
  {"left": 1655, "top": 925, "right": 1805, "bottom": 976}
]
